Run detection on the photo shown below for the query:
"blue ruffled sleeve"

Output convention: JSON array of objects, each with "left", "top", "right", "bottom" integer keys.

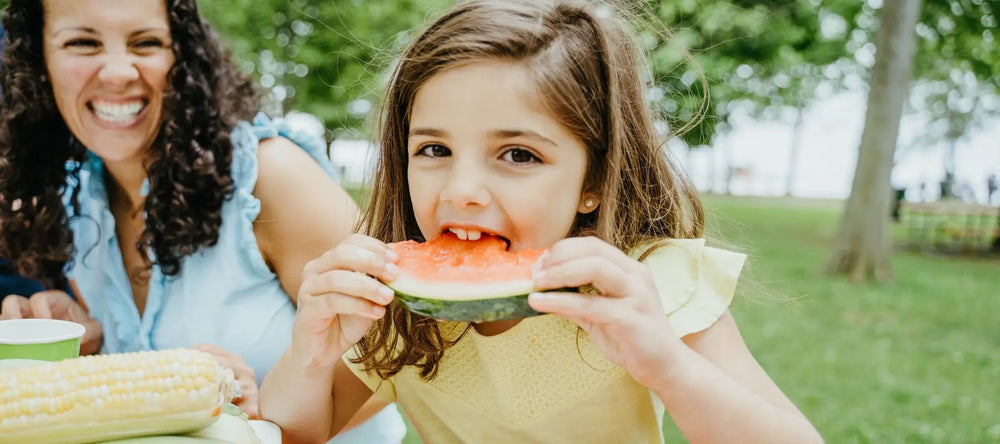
[{"left": 228, "top": 112, "right": 339, "bottom": 276}]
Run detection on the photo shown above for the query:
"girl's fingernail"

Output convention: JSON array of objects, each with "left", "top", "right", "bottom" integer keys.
[
  {"left": 378, "top": 286, "right": 394, "bottom": 300},
  {"left": 531, "top": 252, "right": 549, "bottom": 272},
  {"left": 529, "top": 292, "right": 552, "bottom": 302},
  {"left": 385, "top": 249, "right": 398, "bottom": 260},
  {"left": 532, "top": 270, "right": 547, "bottom": 283},
  {"left": 384, "top": 263, "right": 399, "bottom": 277}
]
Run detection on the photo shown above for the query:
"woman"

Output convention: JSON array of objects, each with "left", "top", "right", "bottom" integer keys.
[{"left": 0, "top": 0, "right": 405, "bottom": 440}]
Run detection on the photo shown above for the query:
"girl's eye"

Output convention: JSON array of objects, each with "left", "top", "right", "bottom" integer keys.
[
  {"left": 501, "top": 147, "right": 540, "bottom": 164},
  {"left": 416, "top": 144, "right": 451, "bottom": 158}
]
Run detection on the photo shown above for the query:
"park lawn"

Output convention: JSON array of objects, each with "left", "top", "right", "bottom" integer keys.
[{"left": 385, "top": 195, "right": 998, "bottom": 443}]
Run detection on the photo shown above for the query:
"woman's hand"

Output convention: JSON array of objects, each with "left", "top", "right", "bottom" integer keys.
[
  {"left": 527, "top": 236, "right": 684, "bottom": 389},
  {"left": 192, "top": 343, "right": 260, "bottom": 419},
  {"left": 291, "top": 234, "right": 398, "bottom": 370},
  {"left": 0, "top": 290, "right": 104, "bottom": 355}
]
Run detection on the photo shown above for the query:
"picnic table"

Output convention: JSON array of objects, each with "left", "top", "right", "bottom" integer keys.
[{"left": 898, "top": 200, "right": 1000, "bottom": 255}]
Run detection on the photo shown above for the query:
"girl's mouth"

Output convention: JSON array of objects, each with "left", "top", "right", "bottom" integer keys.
[{"left": 443, "top": 227, "right": 511, "bottom": 250}]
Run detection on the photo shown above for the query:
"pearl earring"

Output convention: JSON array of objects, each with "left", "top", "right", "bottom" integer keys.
[{"left": 585, "top": 199, "right": 595, "bottom": 208}]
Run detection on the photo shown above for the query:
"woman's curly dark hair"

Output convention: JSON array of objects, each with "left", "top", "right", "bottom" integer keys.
[{"left": 0, "top": 0, "right": 259, "bottom": 286}]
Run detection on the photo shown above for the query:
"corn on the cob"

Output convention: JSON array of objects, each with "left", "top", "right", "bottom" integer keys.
[{"left": 0, "top": 348, "right": 238, "bottom": 444}]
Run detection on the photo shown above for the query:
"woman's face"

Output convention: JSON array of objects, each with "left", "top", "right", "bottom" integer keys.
[{"left": 42, "top": 0, "right": 175, "bottom": 166}]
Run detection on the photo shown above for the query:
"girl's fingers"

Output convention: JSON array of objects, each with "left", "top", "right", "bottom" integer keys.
[
  {"left": 533, "top": 256, "right": 631, "bottom": 297},
  {"left": 540, "top": 236, "right": 637, "bottom": 272},
  {"left": 303, "top": 291, "right": 387, "bottom": 321},
  {"left": 300, "top": 269, "right": 395, "bottom": 306},
  {"left": 303, "top": 235, "right": 396, "bottom": 277},
  {"left": 528, "top": 291, "right": 630, "bottom": 325}
]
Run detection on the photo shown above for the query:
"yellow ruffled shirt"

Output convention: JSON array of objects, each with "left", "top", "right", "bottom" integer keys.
[{"left": 344, "top": 239, "right": 746, "bottom": 443}]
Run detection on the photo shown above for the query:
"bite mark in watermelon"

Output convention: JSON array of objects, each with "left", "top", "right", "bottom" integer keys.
[{"left": 384, "top": 233, "right": 546, "bottom": 322}]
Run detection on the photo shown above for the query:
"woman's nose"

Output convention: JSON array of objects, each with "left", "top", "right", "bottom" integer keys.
[{"left": 98, "top": 53, "right": 140, "bottom": 88}]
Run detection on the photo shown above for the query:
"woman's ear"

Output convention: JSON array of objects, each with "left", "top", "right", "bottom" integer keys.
[{"left": 578, "top": 194, "right": 600, "bottom": 214}]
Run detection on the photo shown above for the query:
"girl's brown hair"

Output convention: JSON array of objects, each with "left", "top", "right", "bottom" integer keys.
[{"left": 355, "top": 0, "right": 705, "bottom": 379}]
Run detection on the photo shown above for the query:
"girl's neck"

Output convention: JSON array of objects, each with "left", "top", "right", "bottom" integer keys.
[{"left": 472, "top": 319, "right": 522, "bottom": 337}]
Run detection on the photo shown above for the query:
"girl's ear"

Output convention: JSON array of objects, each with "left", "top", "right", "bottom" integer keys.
[{"left": 578, "top": 194, "right": 600, "bottom": 214}]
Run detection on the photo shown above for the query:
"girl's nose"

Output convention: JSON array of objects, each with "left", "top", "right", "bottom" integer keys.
[{"left": 440, "top": 164, "right": 492, "bottom": 209}]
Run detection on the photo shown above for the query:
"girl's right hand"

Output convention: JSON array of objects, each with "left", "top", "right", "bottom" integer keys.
[{"left": 292, "top": 234, "right": 398, "bottom": 369}]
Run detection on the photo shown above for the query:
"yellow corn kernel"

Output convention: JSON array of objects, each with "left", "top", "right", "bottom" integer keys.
[{"left": 0, "top": 349, "right": 237, "bottom": 444}]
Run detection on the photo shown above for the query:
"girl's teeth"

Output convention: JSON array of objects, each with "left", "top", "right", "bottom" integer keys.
[
  {"left": 92, "top": 101, "right": 144, "bottom": 123},
  {"left": 448, "top": 228, "right": 483, "bottom": 241}
]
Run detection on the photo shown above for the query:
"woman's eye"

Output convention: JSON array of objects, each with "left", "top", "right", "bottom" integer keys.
[
  {"left": 501, "top": 148, "right": 539, "bottom": 164},
  {"left": 134, "top": 39, "right": 166, "bottom": 48},
  {"left": 65, "top": 38, "right": 100, "bottom": 48},
  {"left": 416, "top": 144, "right": 451, "bottom": 158}
]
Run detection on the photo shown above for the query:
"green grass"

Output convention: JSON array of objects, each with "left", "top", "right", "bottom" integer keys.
[
  {"left": 390, "top": 195, "right": 999, "bottom": 443},
  {"left": 671, "top": 195, "right": 999, "bottom": 443}
]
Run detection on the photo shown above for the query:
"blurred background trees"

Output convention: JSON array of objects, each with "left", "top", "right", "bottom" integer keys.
[{"left": 0, "top": 0, "right": 995, "bottom": 273}]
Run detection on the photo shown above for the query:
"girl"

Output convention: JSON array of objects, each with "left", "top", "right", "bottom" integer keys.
[{"left": 260, "top": 0, "right": 822, "bottom": 442}]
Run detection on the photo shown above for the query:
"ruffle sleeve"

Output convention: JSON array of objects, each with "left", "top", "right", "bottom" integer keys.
[
  {"left": 629, "top": 239, "right": 747, "bottom": 337},
  {"left": 228, "top": 112, "right": 339, "bottom": 277}
]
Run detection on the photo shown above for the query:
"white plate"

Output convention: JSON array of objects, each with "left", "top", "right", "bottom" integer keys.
[{"left": 248, "top": 420, "right": 282, "bottom": 444}]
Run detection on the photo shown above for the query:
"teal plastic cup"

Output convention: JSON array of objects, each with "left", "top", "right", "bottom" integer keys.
[{"left": 0, "top": 319, "right": 85, "bottom": 361}]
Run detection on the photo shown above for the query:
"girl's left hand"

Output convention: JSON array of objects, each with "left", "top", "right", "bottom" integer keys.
[
  {"left": 528, "top": 236, "right": 683, "bottom": 389},
  {"left": 191, "top": 343, "right": 260, "bottom": 419}
]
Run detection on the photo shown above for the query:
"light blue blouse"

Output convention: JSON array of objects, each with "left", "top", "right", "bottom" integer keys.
[
  {"left": 65, "top": 114, "right": 333, "bottom": 384},
  {"left": 64, "top": 114, "right": 407, "bottom": 443}
]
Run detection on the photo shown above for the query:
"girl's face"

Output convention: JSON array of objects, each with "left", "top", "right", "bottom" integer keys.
[
  {"left": 43, "top": 0, "right": 175, "bottom": 166},
  {"left": 407, "top": 60, "right": 594, "bottom": 252}
]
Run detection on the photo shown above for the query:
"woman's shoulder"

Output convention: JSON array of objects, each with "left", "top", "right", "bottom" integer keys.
[{"left": 229, "top": 113, "right": 341, "bottom": 191}]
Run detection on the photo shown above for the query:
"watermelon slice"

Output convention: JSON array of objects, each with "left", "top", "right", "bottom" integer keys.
[{"left": 384, "top": 233, "right": 546, "bottom": 322}]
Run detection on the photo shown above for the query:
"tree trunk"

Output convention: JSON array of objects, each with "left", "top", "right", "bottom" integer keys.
[
  {"left": 785, "top": 105, "right": 806, "bottom": 197},
  {"left": 722, "top": 133, "right": 735, "bottom": 195},
  {"left": 826, "top": 0, "right": 922, "bottom": 282},
  {"left": 942, "top": 138, "right": 957, "bottom": 199},
  {"left": 706, "top": 145, "right": 716, "bottom": 194}
]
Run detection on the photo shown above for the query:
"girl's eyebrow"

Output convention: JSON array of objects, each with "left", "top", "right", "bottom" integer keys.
[
  {"left": 408, "top": 127, "right": 557, "bottom": 147},
  {"left": 409, "top": 127, "right": 446, "bottom": 137},
  {"left": 488, "top": 129, "right": 556, "bottom": 147}
]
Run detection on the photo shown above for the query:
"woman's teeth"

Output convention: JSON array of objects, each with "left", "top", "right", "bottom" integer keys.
[
  {"left": 92, "top": 101, "right": 143, "bottom": 123},
  {"left": 449, "top": 228, "right": 482, "bottom": 241}
]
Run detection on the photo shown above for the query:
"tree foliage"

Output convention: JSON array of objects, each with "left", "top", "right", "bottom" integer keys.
[{"left": 198, "top": 0, "right": 452, "bottom": 137}]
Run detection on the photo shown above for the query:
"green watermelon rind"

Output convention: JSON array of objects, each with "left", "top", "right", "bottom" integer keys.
[
  {"left": 385, "top": 274, "right": 543, "bottom": 322},
  {"left": 386, "top": 278, "right": 583, "bottom": 322},
  {"left": 393, "top": 291, "right": 542, "bottom": 323}
]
